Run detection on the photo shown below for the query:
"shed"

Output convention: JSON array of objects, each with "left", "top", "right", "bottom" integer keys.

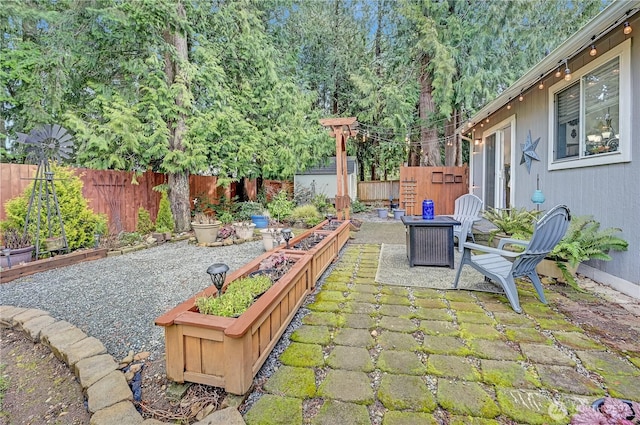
[{"left": 294, "top": 156, "right": 358, "bottom": 202}]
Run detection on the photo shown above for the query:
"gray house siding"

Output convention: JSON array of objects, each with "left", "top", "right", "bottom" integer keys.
[
  {"left": 469, "top": 10, "right": 639, "bottom": 297},
  {"left": 294, "top": 157, "right": 358, "bottom": 201}
]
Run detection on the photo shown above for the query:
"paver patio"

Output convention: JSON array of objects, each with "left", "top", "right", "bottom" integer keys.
[{"left": 244, "top": 242, "right": 640, "bottom": 424}]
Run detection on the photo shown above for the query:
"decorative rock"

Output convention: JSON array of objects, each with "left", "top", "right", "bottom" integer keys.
[
  {"left": 146, "top": 236, "right": 157, "bottom": 245},
  {"left": 128, "top": 363, "right": 143, "bottom": 374},
  {"left": 195, "top": 404, "right": 215, "bottom": 421},
  {"left": 133, "top": 351, "right": 150, "bottom": 361},
  {"left": 87, "top": 370, "right": 133, "bottom": 413},
  {"left": 0, "top": 305, "right": 27, "bottom": 326},
  {"left": 64, "top": 336, "right": 107, "bottom": 366},
  {"left": 121, "top": 350, "right": 134, "bottom": 365},
  {"left": 20, "top": 314, "right": 56, "bottom": 341},
  {"left": 89, "top": 401, "right": 144, "bottom": 425},
  {"left": 74, "top": 354, "right": 119, "bottom": 389},
  {"left": 12, "top": 308, "right": 49, "bottom": 326},
  {"left": 166, "top": 382, "right": 192, "bottom": 401}
]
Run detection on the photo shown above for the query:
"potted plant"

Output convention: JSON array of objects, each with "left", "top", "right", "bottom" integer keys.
[
  {"left": 373, "top": 202, "right": 388, "bottom": 218},
  {"left": 237, "top": 201, "right": 268, "bottom": 229},
  {"left": 539, "top": 215, "right": 628, "bottom": 288},
  {"left": 482, "top": 207, "right": 541, "bottom": 246},
  {"left": 1, "top": 228, "right": 35, "bottom": 268},
  {"left": 571, "top": 397, "right": 639, "bottom": 424},
  {"left": 195, "top": 274, "right": 273, "bottom": 317},
  {"left": 232, "top": 221, "right": 256, "bottom": 240},
  {"left": 191, "top": 212, "right": 222, "bottom": 244},
  {"left": 259, "top": 225, "right": 285, "bottom": 251}
]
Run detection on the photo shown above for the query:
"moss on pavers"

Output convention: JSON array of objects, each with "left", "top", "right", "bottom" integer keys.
[
  {"left": 322, "top": 281, "right": 351, "bottom": 292},
  {"left": 480, "top": 359, "right": 540, "bottom": 388},
  {"left": 310, "top": 400, "right": 371, "bottom": 425},
  {"left": 575, "top": 350, "right": 640, "bottom": 377},
  {"left": 491, "top": 311, "right": 535, "bottom": 327},
  {"left": 468, "top": 339, "right": 523, "bottom": 361},
  {"left": 520, "top": 303, "right": 560, "bottom": 319},
  {"left": 264, "top": 366, "right": 316, "bottom": 398},
  {"left": 552, "top": 331, "right": 606, "bottom": 351},
  {"left": 380, "top": 286, "right": 410, "bottom": 296},
  {"left": 243, "top": 394, "right": 303, "bottom": 425},
  {"left": 456, "top": 311, "right": 495, "bottom": 325},
  {"left": 379, "top": 294, "right": 411, "bottom": 306},
  {"left": 420, "top": 320, "right": 459, "bottom": 337},
  {"left": 347, "top": 302, "right": 378, "bottom": 314},
  {"left": 382, "top": 411, "right": 438, "bottom": 425},
  {"left": 480, "top": 300, "right": 515, "bottom": 313},
  {"left": 302, "top": 312, "right": 345, "bottom": 327},
  {"left": 414, "top": 308, "right": 453, "bottom": 321},
  {"left": 291, "top": 325, "right": 331, "bottom": 345},
  {"left": 317, "top": 370, "right": 374, "bottom": 404},
  {"left": 307, "top": 300, "right": 349, "bottom": 313},
  {"left": 421, "top": 335, "right": 470, "bottom": 356},
  {"left": 377, "top": 374, "right": 436, "bottom": 412},
  {"left": 377, "top": 350, "right": 427, "bottom": 375},
  {"left": 325, "top": 272, "right": 354, "bottom": 282},
  {"left": 496, "top": 388, "right": 567, "bottom": 425},
  {"left": 436, "top": 380, "right": 499, "bottom": 418},
  {"left": 352, "top": 278, "right": 379, "bottom": 287},
  {"left": 326, "top": 346, "right": 374, "bottom": 372},
  {"left": 315, "top": 290, "right": 352, "bottom": 303},
  {"left": 333, "top": 328, "right": 375, "bottom": 348},
  {"left": 449, "top": 416, "right": 500, "bottom": 425},
  {"left": 378, "top": 316, "right": 417, "bottom": 333},
  {"left": 535, "top": 317, "right": 582, "bottom": 332},
  {"left": 343, "top": 313, "right": 376, "bottom": 329},
  {"left": 378, "top": 304, "right": 413, "bottom": 318},
  {"left": 350, "top": 292, "right": 378, "bottom": 303},
  {"left": 504, "top": 327, "right": 552, "bottom": 344},
  {"left": 519, "top": 343, "right": 576, "bottom": 366},
  {"left": 280, "top": 343, "right": 324, "bottom": 367},
  {"left": 629, "top": 357, "right": 640, "bottom": 369},
  {"left": 413, "top": 298, "right": 447, "bottom": 309},
  {"left": 412, "top": 288, "right": 442, "bottom": 298},
  {"left": 378, "top": 331, "right": 420, "bottom": 351},
  {"left": 448, "top": 301, "right": 485, "bottom": 313},
  {"left": 535, "top": 365, "right": 604, "bottom": 395},
  {"left": 426, "top": 354, "right": 481, "bottom": 381},
  {"left": 444, "top": 290, "right": 477, "bottom": 302},
  {"left": 603, "top": 375, "right": 640, "bottom": 400},
  {"left": 459, "top": 323, "right": 503, "bottom": 341}
]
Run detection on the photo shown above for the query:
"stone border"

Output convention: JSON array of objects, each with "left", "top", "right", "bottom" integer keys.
[{"left": 0, "top": 305, "right": 245, "bottom": 425}]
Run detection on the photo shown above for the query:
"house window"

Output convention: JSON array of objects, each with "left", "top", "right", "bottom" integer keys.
[{"left": 549, "top": 39, "right": 630, "bottom": 170}]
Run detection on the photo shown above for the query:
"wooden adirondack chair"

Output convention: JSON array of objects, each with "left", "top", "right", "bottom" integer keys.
[
  {"left": 452, "top": 194, "right": 483, "bottom": 252},
  {"left": 453, "top": 205, "right": 571, "bottom": 313}
]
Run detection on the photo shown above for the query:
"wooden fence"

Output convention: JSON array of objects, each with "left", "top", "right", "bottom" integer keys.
[
  {"left": 0, "top": 163, "right": 223, "bottom": 233},
  {"left": 356, "top": 166, "right": 469, "bottom": 215}
]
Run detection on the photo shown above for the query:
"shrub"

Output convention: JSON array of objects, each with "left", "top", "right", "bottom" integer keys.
[
  {"left": 311, "top": 194, "right": 332, "bottom": 214},
  {"left": 155, "top": 191, "right": 174, "bottom": 233},
  {"left": 482, "top": 207, "right": 541, "bottom": 240},
  {"left": 1, "top": 166, "right": 107, "bottom": 252},
  {"left": 236, "top": 201, "right": 265, "bottom": 221},
  {"left": 290, "top": 204, "right": 321, "bottom": 227},
  {"left": 195, "top": 275, "right": 273, "bottom": 317},
  {"left": 218, "top": 211, "right": 234, "bottom": 225},
  {"left": 136, "top": 207, "right": 155, "bottom": 235},
  {"left": 1, "top": 228, "right": 33, "bottom": 249},
  {"left": 267, "top": 190, "right": 295, "bottom": 221},
  {"left": 351, "top": 199, "right": 369, "bottom": 213}
]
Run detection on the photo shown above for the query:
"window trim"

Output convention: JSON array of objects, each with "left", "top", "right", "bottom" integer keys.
[{"left": 547, "top": 39, "right": 631, "bottom": 170}]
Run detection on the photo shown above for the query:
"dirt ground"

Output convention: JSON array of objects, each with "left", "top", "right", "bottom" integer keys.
[{"left": 0, "top": 327, "right": 90, "bottom": 425}]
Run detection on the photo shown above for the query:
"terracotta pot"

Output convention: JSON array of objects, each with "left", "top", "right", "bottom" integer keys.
[{"left": 191, "top": 221, "right": 222, "bottom": 244}]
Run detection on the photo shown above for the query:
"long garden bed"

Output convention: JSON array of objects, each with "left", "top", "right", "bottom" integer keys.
[{"left": 154, "top": 219, "right": 351, "bottom": 394}]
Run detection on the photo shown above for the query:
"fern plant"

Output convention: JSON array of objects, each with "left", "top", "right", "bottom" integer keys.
[
  {"left": 482, "top": 207, "right": 541, "bottom": 240},
  {"left": 548, "top": 215, "right": 628, "bottom": 288}
]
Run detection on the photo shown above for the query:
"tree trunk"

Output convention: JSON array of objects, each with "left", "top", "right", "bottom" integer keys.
[
  {"left": 419, "top": 56, "right": 441, "bottom": 167},
  {"left": 163, "top": 1, "right": 191, "bottom": 232}
]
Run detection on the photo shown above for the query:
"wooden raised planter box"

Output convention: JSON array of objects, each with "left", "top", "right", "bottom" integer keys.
[
  {"left": 279, "top": 219, "right": 351, "bottom": 288},
  {"left": 154, "top": 220, "right": 352, "bottom": 394},
  {"left": 155, "top": 249, "right": 311, "bottom": 395}
]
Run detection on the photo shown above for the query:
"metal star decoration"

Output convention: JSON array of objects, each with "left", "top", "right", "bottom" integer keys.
[{"left": 520, "top": 130, "right": 540, "bottom": 174}]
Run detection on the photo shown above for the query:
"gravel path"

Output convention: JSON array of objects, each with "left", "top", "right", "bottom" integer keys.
[{"left": 0, "top": 239, "right": 264, "bottom": 361}]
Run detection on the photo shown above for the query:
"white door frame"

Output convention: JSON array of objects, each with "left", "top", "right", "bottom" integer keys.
[{"left": 482, "top": 116, "right": 516, "bottom": 209}]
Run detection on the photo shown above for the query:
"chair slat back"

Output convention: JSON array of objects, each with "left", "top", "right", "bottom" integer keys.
[{"left": 453, "top": 194, "right": 483, "bottom": 220}]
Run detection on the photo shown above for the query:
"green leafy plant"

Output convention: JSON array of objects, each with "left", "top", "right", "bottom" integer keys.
[
  {"left": 267, "top": 190, "right": 295, "bottom": 222},
  {"left": 136, "top": 207, "right": 155, "bottom": 235},
  {"left": 195, "top": 274, "right": 273, "bottom": 317},
  {"left": 290, "top": 204, "right": 321, "bottom": 227},
  {"left": 482, "top": 207, "right": 541, "bottom": 240},
  {"left": 155, "top": 191, "right": 174, "bottom": 233},
  {"left": 236, "top": 201, "right": 266, "bottom": 221},
  {"left": 217, "top": 211, "right": 234, "bottom": 225},
  {"left": 211, "top": 195, "right": 239, "bottom": 220},
  {"left": 1, "top": 166, "right": 107, "bottom": 253},
  {"left": 311, "top": 194, "right": 332, "bottom": 214},
  {"left": 548, "top": 215, "right": 628, "bottom": 288},
  {"left": 118, "top": 231, "right": 143, "bottom": 246},
  {"left": 350, "top": 199, "right": 369, "bottom": 213}
]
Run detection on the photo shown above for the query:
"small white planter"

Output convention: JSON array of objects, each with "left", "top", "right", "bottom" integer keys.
[
  {"left": 191, "top": 221, "right": 222, "bottom": 244},
  {"left": 233, "top": 222, "right": 256, "bottom": 240},
  {"left": 259, "top": 228, "right": 285, "bottom": 251}
]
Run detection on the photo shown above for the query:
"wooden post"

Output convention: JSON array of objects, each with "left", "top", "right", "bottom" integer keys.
[{"left": 319, "top": 117, "right": 358, "bottom": 220}]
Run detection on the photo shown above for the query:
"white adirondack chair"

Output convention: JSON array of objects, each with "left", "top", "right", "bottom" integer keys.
[
  {"left": 452, "top": 194, "right": 483, "bottom": 252},
  {"left": 453, "top": 205, "right": 571, "bottom": 313}
]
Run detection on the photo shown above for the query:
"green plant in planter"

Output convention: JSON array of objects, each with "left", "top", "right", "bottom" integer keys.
[
  {"left": 195, "top": 275, "right": 273, "bottom": 317},
  {"left": 482, "top": 207, "right": 541, "bottom": 241},
  {"left": 136, "top": 207, "right": 155, "bottom": 235},
  {"left": 267, "top": 190, "right": 295, "bottom": 222},
  {"left": 548, "top": 215, "right": 628, "bottom": 289},
  {"left": 217, "top": 211, "right": 234, "bottom": 225},
  {"left": 290, "top": 204, "right": 321, "bottom": 227},
  {"left": 155, "top": 191, "right": 174, "bottom": 233},
  {"left": 237, "top": 201, "right": 266, "bottom": 221},
  {"left": 1, "top": 228, "right": 33, "bottom": 249}
]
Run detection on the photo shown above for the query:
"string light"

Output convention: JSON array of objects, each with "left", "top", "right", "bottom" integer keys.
[
  {"left": 564, "top": 60, "right": 572, "bottom": 81},
  {"left": 519, "top": 93, "right": 524, "bottom": 102},
  {"left": 507, "top": 103, "right": 511, "bottom": 110},
  {"left": 555, "top": 67, "right": 561, "bottom": 78},
  {"left": 623, "top": 22, "right": 632, "bottom": 35},
  {"left": 590, "top": 44, "right": 597, "bottom": 56},
  {"left": 538, "top": 74, "right": 544, "bottom": 90}
]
